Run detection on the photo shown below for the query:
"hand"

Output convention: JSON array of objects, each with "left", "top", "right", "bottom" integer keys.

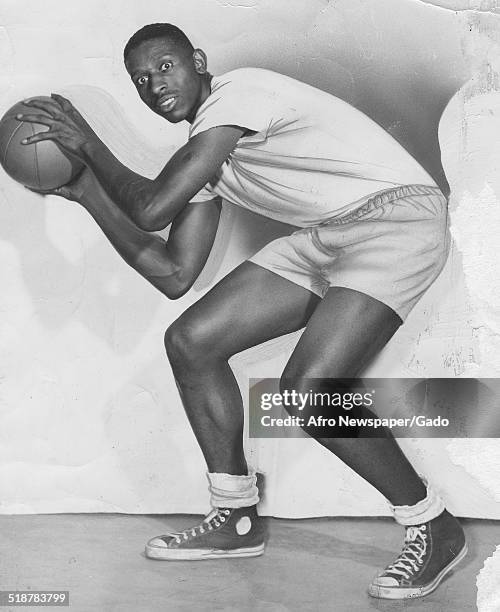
[
  {"left": 16, "top": 94, "right": 97, "bottom": 160},
  {"left": 27, "top": 165, "right": 97, "bottom": 203}
]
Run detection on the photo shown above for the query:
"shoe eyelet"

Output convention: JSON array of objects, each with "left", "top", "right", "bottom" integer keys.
[
  {"left": 214, "top": 521, "right": 220, "bottom": 527},
  {"left": 220, "top": 517, "right": 226, "bottom": 522},
  {"left": 224, "top": 509, "right": 231, "bottom": 515},
  {"left": 421, "top": 525, "right": 426, "bottom": 530}
]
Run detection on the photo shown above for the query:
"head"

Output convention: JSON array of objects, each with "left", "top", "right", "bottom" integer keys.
[{"left": 124, "top": 23, "right": 211, "bottom": 123}]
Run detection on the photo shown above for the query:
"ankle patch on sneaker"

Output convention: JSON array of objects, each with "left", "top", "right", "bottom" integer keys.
[
  {"left": 236, "top": 516, "right": 252, "bottom": 535},
  {"left": 389, "top": 482, "right": 445, "bottom": 526},
  {"left": 207, "top": 468, "right": 259, "bottom": 508}
]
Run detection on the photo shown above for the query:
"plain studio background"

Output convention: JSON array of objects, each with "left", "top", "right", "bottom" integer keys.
[{"left": 0, "top": 0, "right": 500, "bottom": 519}]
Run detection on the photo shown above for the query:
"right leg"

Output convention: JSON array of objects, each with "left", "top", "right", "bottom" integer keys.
[
  {"left": 164, "top": 260, "right": 320, "bottom": 475},
  {"left": 145, "top": 262, "right": 319, "bottom": 560}
]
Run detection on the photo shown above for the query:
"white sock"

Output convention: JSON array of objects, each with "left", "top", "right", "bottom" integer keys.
[
  {"left": 207, "top": 468, "right": 259, "bottom": 508},
  {"left": 389, "top": 481, "right": 445, "bottom": 526}
]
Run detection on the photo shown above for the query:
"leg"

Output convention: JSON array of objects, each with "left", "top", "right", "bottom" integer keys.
[
  {"left": 280, "top": 286, "right": 426, "bottom": 506},
  {"left": 279, "top": 286, "right": 466, "bottom": 599},
  {"left": 145, "top": 262, "right": 319, "bottom": 560},
  {"left": 164, "top": 261, "right": 320, "bottom": 475}
]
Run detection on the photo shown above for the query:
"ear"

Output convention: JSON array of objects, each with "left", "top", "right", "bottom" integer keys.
[{"left": 192, "top": 49, "right": 208, "bottom": 74}]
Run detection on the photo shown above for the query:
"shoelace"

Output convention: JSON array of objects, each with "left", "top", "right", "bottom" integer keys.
[
  {"left": 170, "top": 508, "right": 231, "bottom": 544},
  {"left": 383, "top": 524, "right": 428, "bottom": 580}
]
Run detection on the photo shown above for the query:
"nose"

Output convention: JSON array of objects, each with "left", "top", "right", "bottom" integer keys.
[{"left": 150, "top": 73, "right": 169, "bottom": 96}]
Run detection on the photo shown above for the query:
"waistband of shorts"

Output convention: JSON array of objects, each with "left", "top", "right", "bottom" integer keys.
[{"left": 320, "top": 184, "right": 446, "bottom": 226}]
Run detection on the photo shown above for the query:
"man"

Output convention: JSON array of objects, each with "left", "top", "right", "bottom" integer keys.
[{"left": 18, "top": 22, "right": 467, "bottom": 600}]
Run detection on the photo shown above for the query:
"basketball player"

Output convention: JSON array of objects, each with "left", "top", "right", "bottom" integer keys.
[{"left": 17, "top": 23, "right": 467, "bottom": 599}]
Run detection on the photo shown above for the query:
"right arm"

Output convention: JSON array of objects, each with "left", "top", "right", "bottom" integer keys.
[
  {"left": 42, "top": 169, "right": 222, "bottom": 300},
  {"left": 19, "top": 95, "right": 244, "bottom": 231}
]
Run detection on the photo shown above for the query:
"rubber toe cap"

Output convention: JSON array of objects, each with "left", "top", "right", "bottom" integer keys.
[
  {"left": 371, "top": 575, "right": 400, "bottom": 587},
  {"left": 146, "top": 535, "right": 172, "bottom": 549}
]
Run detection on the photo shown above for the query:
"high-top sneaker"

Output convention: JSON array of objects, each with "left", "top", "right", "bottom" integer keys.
[
  {"left": 145, "top": 504, "right": 265, "bottom": 561},
  {"left": 368, "top": 510, "right": 467, "bottom": 599}
]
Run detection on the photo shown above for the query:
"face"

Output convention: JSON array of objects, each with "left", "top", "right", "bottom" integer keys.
[{"left": 125, "top": 37, "right": 209, "bottom": 123}]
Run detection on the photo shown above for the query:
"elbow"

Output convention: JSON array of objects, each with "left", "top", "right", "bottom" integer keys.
[
  {"left": 135, "top": 209, "right": 168, "bottom": 232},
  {"left": 164, "top": 279, "right": 193, "bottom": 300},
  {"left": 161, "top": 270, "right": 195, "bottom": 300},
  {"left": 166, "top": 287, "right": 188, "bottom": 300},
  {"left": 134, "top": 194, "right": 177, "bottom": 232}
]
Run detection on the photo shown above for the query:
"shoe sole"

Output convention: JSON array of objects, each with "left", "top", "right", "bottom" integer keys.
[
  {"left": 145, "top": 542, "right": 265, "bottom": 561},
  {"left": 367, "top": 543, "right": 468, "bottom": 600}
]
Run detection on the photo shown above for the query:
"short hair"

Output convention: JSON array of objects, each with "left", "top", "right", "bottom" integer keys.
[{"left": 123, "top": 23, "right": 194, "bottom": 62}]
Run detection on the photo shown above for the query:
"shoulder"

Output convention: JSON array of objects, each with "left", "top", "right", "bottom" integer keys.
[
  {"left": 211, "top": 67, "right": 289, "bottom": 93},
  {"left": 189, "top": 68, "right": 304, "bottom": 138}
]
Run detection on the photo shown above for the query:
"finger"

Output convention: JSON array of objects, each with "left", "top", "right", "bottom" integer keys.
[
  {"left": 51, "top": 93, "right": 73, "bottom": 112},
  {"left": 22, "top": 98, "right": 63, "bottom": 117},
  {"left": 15, "top": 112, "right": 57, "bottom": 127},
  {"left": 51, "top": 94, "right": 85, "bottom": 123},
  {"left": 21, "top": 131, "right": 58, "bottom": 145}
]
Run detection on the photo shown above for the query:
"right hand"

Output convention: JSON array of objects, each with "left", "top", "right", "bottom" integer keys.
[
  {"left": 26, "top": 165, "right": 98, "bottom": 203},
  {"left": 18, "top": 94, "right": 98, "bottom": 161}
]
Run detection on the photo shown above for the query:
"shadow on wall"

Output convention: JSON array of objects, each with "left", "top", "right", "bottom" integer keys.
[
  {"left": 0, "top": 183, "right": 165, "bottom": 352},
  {"left": 211, "top": 0, "right": 472, "bottom": 197}
]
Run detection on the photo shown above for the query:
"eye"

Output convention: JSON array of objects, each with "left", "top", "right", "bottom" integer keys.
[
  {"left": 136, "top": 75, "right": 148, "bottom": 87},
  {"left": 160, "top": 62, "right": 173, "bottom": 72}
]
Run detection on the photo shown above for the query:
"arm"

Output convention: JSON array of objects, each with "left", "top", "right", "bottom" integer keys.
[
  {"left": 19, "top": 95, "right": 244, "bottom": 230},
  {"left": 83, "top": 126, "right": 241, "bottom": 231},
  {"left": 35, "top": 168, "right": 222, "bottom": 300},
  {"left": 129, "top": 194, "right": 222, "bottom": 299}
]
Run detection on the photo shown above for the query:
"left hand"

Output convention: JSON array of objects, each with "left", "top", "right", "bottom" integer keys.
[
  {"left": 26, "top": 165, "right": 98, "bottom": 204},
  {"left": 16, "top": 94, "right": 97, "bottom": 160}
]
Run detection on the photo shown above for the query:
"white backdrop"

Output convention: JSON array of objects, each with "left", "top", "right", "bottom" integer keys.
[{"left": 1, "top": 0, "right": 500, "bottom": 518}]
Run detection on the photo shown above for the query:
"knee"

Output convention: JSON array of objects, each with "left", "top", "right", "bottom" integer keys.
[
  {"left": 280, "top": 361, "right": 319, "bottom": 397},
  {"left": 279, "top": 366, "right": 312, "bottom": 418},
  {"left": 279, "top": 363, "right": 356, "bottom": 419},
  {"left": 164, "top": 316, "right": 208, "bottom": 367}
]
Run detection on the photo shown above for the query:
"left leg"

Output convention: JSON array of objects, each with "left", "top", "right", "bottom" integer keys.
[
  {"left": 280, "top": 286, "right": 466, "bottom": 600},
  {"left": 280, "top": 285, "right": 425, "bottom": 506}
]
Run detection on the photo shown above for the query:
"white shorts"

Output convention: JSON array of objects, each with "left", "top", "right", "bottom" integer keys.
[{"left": 248, "top": 184, "right": 450, "bottom": 321}]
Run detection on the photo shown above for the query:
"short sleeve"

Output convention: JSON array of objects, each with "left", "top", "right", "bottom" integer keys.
[
  {"left": 189, "top": 183, "right": 217, "bottom": 204},
  {"left": 189, "top": 68, "right": 277, "bottom": 139}
]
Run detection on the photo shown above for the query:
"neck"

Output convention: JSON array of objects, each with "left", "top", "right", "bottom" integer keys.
[{"left": 187, "top": 73, "right": 212, "bottom": 124}]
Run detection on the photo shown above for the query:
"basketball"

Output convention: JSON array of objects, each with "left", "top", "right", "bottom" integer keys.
[{"left": 0, "top": 97, "right": 84, "bottom": 190}]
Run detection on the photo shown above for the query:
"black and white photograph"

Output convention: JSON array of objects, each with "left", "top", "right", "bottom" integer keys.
[{"left": 1, "top": 1, "right": 500, "bottom": 610}]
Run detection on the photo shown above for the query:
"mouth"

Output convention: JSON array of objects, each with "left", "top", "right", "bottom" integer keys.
[{"left": 157, "top": 95, "right": 177, "bottom": 113}]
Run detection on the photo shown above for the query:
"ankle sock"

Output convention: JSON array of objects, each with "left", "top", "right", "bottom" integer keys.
[
  {"left": 389, "top": 481, "right": 445, "bottom": 526},
  {"left": 207, "top": 468, "right": 259, "bottom": 508}
]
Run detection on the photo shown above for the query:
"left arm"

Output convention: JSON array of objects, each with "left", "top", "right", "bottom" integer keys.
[{"left": 28, "top": 167, "right": 222, "bottom": 299}]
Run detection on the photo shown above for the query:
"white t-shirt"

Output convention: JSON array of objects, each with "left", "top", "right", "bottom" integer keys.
[{"left": 189, "top": 68, "right": 437, "bottom": 227}]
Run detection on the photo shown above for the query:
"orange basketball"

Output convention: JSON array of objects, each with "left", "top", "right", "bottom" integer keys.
[{"left": 0, "top": 97, "right": 84, "bottom": 190}]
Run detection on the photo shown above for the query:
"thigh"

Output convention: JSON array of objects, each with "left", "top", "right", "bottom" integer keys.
[
  {"left": 284, "top": 286, "right": 402, "bottom": 378},
  {"left": 174, "top": 261, "right": 321, "bottom": 357}
]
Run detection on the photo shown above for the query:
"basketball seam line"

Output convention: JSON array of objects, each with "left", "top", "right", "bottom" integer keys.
[{"left": 3, "top": 120, "right": 24, "bottom": 167}]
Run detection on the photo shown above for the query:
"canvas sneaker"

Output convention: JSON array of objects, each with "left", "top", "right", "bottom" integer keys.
[
  {"left": 368, "top": 510, "right": 467, "bottom": 599},
  {"left": 145, "top": 504, "right": 265, "bottom": 560}
]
